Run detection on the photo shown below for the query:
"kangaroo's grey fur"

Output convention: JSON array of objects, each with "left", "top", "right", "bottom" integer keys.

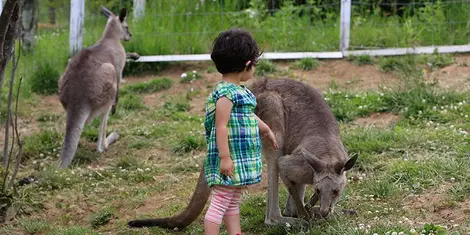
[
  {"left": 57, "top": 6, "right": 133, "bottom": 168},
  {"left": 251, "top": 78, "right": 358, "bottom": 224},
  {"left": 127, "top": 78, "right": 357, "bottom": 229}
]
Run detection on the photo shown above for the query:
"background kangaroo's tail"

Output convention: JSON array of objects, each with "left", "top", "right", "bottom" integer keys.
[
  {"left": 127, "top": 166, "right": 211, "bottom": 229},
  {"left": 58, "top": 108, "right": 89, "bottom": 168}
]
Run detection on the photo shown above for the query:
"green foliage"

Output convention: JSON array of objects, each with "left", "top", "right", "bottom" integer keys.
[
  {"left": 119, "top": 93, "right": 146, "bottom": 110},
  {"left": 90, "top": 208, "right": 114, "bottom": 228},
  {"left": 172, "top": 135, "right": 206, "bottom": 154},
  {"left": 296, "top": 57, "right": 320, "bottom": 70},
  {"left": 23, "top": 130, "right": 62, "bottom": 160},
  {"left": 348, "top": 54, "right": 374, "bottom": 66},
  {"left": 255, "top": 60, "right": 276, "bottom": 76},
  {"left": 20, "top": 220, "right": 50, "bottom": 234},
  {"left": 29, "top": 63, "right": 60, "bottom": 95}
]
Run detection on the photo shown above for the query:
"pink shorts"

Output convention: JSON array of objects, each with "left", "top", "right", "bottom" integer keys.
[{"left": 204, "top": 185, "right": 243, "bottom": 225}]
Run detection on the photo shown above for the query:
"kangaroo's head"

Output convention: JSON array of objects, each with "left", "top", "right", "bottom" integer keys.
[
  {"left": 101, "top": 6, "right": 132, "bottom": 41},
  {"left": 300, "top": 148, "right": 358, "bottom": 218}
]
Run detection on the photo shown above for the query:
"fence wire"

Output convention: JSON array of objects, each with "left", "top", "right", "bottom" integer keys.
[{"left": 16, "top": 0, "right": 470, "bottom": 84}]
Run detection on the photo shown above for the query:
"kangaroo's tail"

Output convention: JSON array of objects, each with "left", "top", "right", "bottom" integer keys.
[
  {"left": 128, "top": 166, "right": 211, "bottom": 229},
  {"left": 58, "top": 108, "right": 89, "bottom": 168}
]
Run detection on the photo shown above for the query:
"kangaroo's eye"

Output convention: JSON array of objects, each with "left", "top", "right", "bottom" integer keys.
[
  {"left": 315, "top": 189, "right": 320, "bottom": 194},
  {"left": 332, "top": 189, "right": 339, "bottom": 195}
]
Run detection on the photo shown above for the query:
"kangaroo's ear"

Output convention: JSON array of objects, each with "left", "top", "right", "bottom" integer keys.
[
  {"left": 119, "top": 8, "right": 127, "bottom": 22},
  {"left": 101, "top": 6, "right": 113, "bottom": 18},
  {"left": 343, "top": 153, "right": 358, "bottom": 172},
  {"left": 300, "top": 148, "right": 325, "bottom": 172}
]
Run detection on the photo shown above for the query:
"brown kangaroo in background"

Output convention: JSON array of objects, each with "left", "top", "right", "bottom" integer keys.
[
  {"left": 127, "top": 78, "right": 357, "bottom": 228},
  {"left": 57, "top": 6, "right": 134, "bottom": 169}
]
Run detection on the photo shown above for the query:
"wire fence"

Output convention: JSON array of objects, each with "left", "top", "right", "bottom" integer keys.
[{"left": 10, "top": 0, "right": 470, "bottom": 86}]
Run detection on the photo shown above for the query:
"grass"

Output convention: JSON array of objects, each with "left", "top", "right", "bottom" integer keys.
[
  {"left": 294, "top": 57, "right": 320, "bottom": 70},
  {"left": 121, "top": 78, "right": 173, "bottom": 95},
  {"left": 255, "top": 60, "right": 276, "bottom": 76},
  {"left": 348, "top": 54, "right": 374, "bottom": 66},
  {"left": 2, "top": 53, "right": 470, "bottom": 234},
  {"left": 90, "top": 208, "right": 115, "bottom": 228}
]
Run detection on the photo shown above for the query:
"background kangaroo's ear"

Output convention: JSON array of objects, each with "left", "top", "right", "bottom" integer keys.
[
  {"left": 343, "top": 153, "right": 358, "bottom": 171},
  {"left": 119, "top": 8, "right": 127, "bottom": 22},
  {"left": 101, "top": 6, "right": 113, "bottom": 18},
  {"left": 300, "top": 148, "right": 325, "bottom": 172}
]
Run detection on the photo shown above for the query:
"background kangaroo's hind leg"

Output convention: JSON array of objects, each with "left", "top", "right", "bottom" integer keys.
[{"left": 97, "top": 105, "right": 120, "bottom": 153}]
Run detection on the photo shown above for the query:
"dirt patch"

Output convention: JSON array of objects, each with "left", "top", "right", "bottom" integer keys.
[
  {"left": 282, "top": 60, "right": 399, "bottom": 91},
  {"left": 404, "top": 183, "right": 470, "bottom": 226},
  {"left": 427, "top": 54, "right": 470, "bottom": 91},
  {"left": 353, "top": 112, "right": 401, "bottom": 128}
]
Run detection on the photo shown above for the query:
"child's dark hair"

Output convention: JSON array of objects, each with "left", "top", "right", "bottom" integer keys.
[{"left": 210, "top": 28, "right": 262, "bottom": 74}]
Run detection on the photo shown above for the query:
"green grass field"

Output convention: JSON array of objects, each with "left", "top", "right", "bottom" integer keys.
[{"left": 1, "top": 53, "right": 469, "bottom": 234}]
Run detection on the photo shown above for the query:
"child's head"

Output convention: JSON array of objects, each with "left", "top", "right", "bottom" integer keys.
[{"left": 211, "top": 28, "right": 261, "bottom": 81}]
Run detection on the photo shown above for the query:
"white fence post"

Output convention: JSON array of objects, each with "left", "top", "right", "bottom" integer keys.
[
  {"left": 340, "top": 0, "right": 351, "bottom": 52},
  {"left": 69, "top": 0, "right": 85, "bottom": 56},
  {"left": 133, "top": 0, "right": 145, "bottom": 21},
  {"left": 0, "top": 0, "right": 3, "bottom": 15}
]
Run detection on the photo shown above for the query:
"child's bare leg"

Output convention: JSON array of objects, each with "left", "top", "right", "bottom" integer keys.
[
  {"left": 224, "top": 187, "right": 242, "bottom": 235},
  {"left": 223, "top": 214, "right": 241, "bottom": 235},
  {"left": 204, "top": 220, "right": 221, "bottom": 235}
]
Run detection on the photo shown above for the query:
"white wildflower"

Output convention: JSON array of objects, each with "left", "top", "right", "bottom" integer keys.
[
  {"left": 181, "top": 73, "right": 188, "bottom": 78},
  {"left": 285, "top": 222, "right": 291, "bottom": 228}
]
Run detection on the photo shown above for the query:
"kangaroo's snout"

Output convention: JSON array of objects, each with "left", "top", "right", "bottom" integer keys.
[{"left": 320, "top": 208, "right": 330, "bottom": 218}]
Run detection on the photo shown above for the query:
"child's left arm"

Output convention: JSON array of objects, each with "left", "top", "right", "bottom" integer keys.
[{"left": 255, "top": 115, "right": 279, "bottom": 149}]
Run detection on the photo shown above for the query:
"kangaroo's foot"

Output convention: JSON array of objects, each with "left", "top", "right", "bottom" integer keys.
[
  {"left": 106, "top": 132, "right": 120, "bottom": 145},
  {"left": 265, "top": 215, "right": 309, "bottom": 232},
  {"left": 97, "top": 132, "right": 120, "bottom": 153}
]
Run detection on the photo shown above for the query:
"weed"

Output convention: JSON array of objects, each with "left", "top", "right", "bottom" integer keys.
[
  {"left": 90, "top": 208, "right": 114, "bottom": 228},
  {"left": 206, "top": 66, "right": 217, "bottom": 73},
  {"left": 172, "top": 135, "right": 206, "bottom": 154},
  {"left": 48, "top": 226, "right": 99, "bottom": 235},
  {"left": 421, "top": 53, "right": 454, "bottom": 70},
  {"left": 163, "top": 99, "right": 191, "bottom": 112},
  {"left": 448, "top": 180, "right": 470, "bottom": 202},
  {"left": 36, "top": 113, "right": 60, "bottom": 122},
  {"left": 128, "top": 138, "right": 152, "bottom": 150},
  {"left": 296, "top": 57, "right": 319, "bottom": 70},
  {"left": 30, "top": 62, "right": 60, "bottom": 95},
  {"left": 121, "top": 78, "right": 173, "bottom": 94},
  {"left": 114, "top": 155, "right": 140, "bottom": 170},
  {"left": 20, "top": 219, "right": 50, "bottom": 234},
  {"left": 378, "top": 55, "right": 418, "bottom": 73},
  {"left": 180, "top": 70, "right": 203, "bottom": 83},
  {"left": 23, "top": 130, "right": 62, "bottom": 160},
  {"left": 348, "top": 54, "right": 374, "bottom": 66},
  {"left": 255, "top": 60, "right": 276, "bottom": 76},
  {"left": 72, "top": 148, "right": 100, "bottom": 166},
  {"left": 119, "top": 94, "right": 146, "bottom": 110}
]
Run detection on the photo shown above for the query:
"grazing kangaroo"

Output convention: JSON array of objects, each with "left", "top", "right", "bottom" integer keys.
[
  {"left": 252, "top": 78, "right": 357, "bottom": 224},
  {"left": 57, "top": 6, "right": 133, "bottom": 168},
  {"left": 127, "top": 78, "right": 356, "bottom": 228}
]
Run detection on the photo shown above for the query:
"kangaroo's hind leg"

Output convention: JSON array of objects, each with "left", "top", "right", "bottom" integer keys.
[{"left": 97, "top": 105, "right": 120, "bottom": 153}]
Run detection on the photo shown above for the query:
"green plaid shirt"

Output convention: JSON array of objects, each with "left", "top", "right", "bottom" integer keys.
[{"left": 204, "top": 81, "right": 262, "bottom": 187}]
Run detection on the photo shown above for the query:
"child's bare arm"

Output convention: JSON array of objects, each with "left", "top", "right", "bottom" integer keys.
[
  {"left": 255, "top": 115, "right": 271, "bottom": 135},
  {"left": 215, "top": 97, "right": 234, "bottom": 176},
  {"left": 255, "top": 115, "right": 279, "bottom": 149}
]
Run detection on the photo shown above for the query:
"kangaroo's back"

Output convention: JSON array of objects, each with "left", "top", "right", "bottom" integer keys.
[{"left": 250, "top": 78, "right": 343, "bottom": 158}]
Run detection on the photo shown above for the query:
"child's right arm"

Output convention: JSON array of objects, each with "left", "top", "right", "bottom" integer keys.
[{"left": 215, "top": 97, "right": 234, "bottom": 177}]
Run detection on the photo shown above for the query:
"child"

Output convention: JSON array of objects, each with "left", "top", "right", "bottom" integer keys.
[{"left": 203, "top": 28, "right": 278, "bottom": 235}]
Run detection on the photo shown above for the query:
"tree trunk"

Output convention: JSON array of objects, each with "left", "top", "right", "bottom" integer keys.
[
  {"left": 21, "top": 0, "right": 38, "bottom": 53},
  {"left": 0, "top": 0, "right": 24, "bottom": 99}
]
